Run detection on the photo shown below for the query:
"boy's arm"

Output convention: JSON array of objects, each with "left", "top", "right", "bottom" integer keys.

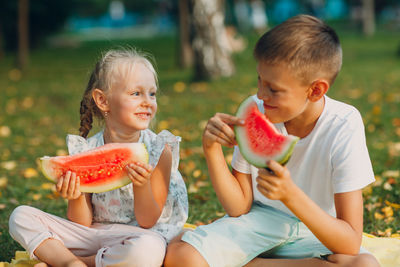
[
  {"left": 257, "top": 161, "right": 363, "bottom": 255},
  {"left": 203, "top": 113, "right": 253, "bottom": 216}
]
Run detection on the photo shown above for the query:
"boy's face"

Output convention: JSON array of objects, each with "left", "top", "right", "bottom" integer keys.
[{"left": 256, "top": 61, "right": 311, "bottom": 124}]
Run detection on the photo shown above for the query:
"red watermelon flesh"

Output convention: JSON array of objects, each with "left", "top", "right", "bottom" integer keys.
[
  {"left": 40, "top": 143, "right": 148, "bottom": 193},
  {"left": 235, "top": 96, "right": 299, "bottom": 168}
]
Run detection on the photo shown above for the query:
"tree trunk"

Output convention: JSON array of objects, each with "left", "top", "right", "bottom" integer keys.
[
  {"left": 192, "top": 0, "right": 235, "bottom": 80},
  {"left": 0, "top": 22, "right": 4, "bottom": 60},
  {"left": 17, "top": 0, "right": 29, "bottom": 70},
  {"left": 361, "top": 0, "right": 375, "bottom": 36},
  {"left": 178, "top": 0, "right": 193, "bottom": 68}
]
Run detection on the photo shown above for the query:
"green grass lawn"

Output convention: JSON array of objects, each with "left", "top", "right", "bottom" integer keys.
[{"left": 0, "top": 26, "right": 400, "bottom": 261}]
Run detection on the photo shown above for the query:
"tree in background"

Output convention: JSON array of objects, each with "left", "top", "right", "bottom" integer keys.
[
  {"left": 191, "top": 0, "right": 235, "bottom": 80},
  {"left": 17, "top": 0, "right": 29, "bottom": 70}
]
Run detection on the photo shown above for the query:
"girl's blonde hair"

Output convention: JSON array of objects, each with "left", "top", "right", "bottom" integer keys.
[{"left": 79, "top": 48, "right": 157, "bottom": 138}]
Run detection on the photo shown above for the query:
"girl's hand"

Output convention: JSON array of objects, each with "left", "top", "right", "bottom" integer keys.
[
  {"left": 203, "top": 113, "right": 244, "bottom": 148},
  {"left": 126, "top": 162, "right": 153, "bottom": 187},
  {"left": 56, "top": 171, "right": 82, "bottom": 200},
  {"left": 256, "top": 160, "right": 296, "bottom": 202}
]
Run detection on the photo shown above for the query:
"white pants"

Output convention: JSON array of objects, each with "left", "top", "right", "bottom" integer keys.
[{"left": 8, "top": 205, "right": 166, "bottom": 267}]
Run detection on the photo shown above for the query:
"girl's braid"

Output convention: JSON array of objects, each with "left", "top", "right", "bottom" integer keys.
[{"left": 79, "top": 62, "right": 101, "bottom": 138}]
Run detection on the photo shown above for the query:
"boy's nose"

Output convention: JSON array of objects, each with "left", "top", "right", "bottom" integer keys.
[{"left": 257, "top": 88, "right": 270, "bottom": 100}]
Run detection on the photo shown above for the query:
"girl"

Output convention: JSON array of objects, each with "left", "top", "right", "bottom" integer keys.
[{"left": 9, "top": 49, "right": 188, "bottom": 267}]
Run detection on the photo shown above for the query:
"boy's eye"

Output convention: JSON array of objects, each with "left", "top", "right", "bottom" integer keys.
[
  {"left": 150, "top": 92, "right": 156, "bottom": 97},
  {"left": 131, "top": 91, "right": 140, "bottom": 96}
]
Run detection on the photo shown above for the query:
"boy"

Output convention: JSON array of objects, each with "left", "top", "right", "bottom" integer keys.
[{"left": 165, "top": 15, "right": 380, "bottom": 267}]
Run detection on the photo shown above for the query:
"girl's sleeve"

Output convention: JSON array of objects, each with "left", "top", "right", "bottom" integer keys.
[
  {"left": 149, "top": 130, "right": 181, "bottom": 171},
  {"left": 66, "top": 134, "right": 90, "bottom": 155}
]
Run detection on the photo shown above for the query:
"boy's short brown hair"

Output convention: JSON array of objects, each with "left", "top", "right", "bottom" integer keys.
[{"left": 254, "top": 14, "right": 342, "bottom": 86}]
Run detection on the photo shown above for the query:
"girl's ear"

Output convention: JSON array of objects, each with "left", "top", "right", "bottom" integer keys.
[
  {"left": 308, "top": 79, "right": 329, "bottom": 102},
  {"left": 92, "top": 89, "right": 109, "bottom": 112}
]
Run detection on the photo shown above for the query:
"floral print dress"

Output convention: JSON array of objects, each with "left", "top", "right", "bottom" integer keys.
[{"left": 66, "top": 129, "right": 188, "bottom": 242}]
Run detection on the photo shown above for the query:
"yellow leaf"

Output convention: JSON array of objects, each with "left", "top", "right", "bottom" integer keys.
[
  {"left": 32, "top": 194, "right": 42, "bottom": 201},
  {"left": 192, "top": 169, "right": 202, "bottom": 178},
  {"left": 158, "top": 120, "right": 169, "bottom": 131},
  {"left": 381, "top": 206, "right": 394, "bottom": 217},
  {"left": 1, "top": 161, "right": 16, "bottom": 170},
  {"left": 0, "top": 177, "right": 8, "bottom": 188},
  {"left": 41, "top": 183, "right": 55, "bottom": 190},
  {"left": 382, "top": 170, "right": 400, "bottom": 178},
  {"left": 374, "top": 212, "right": 384, "bottom": 220},
  {"left": 384, "top": 200, "right": 400, "bottom": 209},
  {"left": 23, "top": 168, "right": 38, "bottom": 179},
  {"left": 188, "top": 183, "right": 198, "bottom": 193},
  {"left": 216, "top": 211, "right": 225, "bottom": 217},
  {"left": 0, "top": 126, "right": 11, "bottom": 137},
  {"left": 56, "top": 149, "right": 68, "bottom": 156},
  {"left": 173, "top": 81, "right": 186, "bottom": 93}
]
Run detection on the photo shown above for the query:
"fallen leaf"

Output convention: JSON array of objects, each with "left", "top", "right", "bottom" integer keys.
[
  {"left": 1, "top": 161, "right": 17, "bottom": 170},
  {"left": 0, "top": 126, "right": 11, "bottom": 137},
  {"left": 23, "top": 168, "right": 38, "bottom": 178},
  {"left": 0, "top": 177, "right": 8, "bottom": 188}
]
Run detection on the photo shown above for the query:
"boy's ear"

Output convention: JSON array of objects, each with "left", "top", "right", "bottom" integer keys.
[
  {"left": 308, "top": 79, "right": 329, "bottom": 102},
  {"left": 92, "top": 89, "right": 109, "bottom": 112}
]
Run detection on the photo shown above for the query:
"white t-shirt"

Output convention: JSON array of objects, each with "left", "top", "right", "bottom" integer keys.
[{"left": 231, "top": 95, "right": 375, "bottom": 217}]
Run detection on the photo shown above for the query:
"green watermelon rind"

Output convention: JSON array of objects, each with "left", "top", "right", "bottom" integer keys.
[
  {"left": 40, "top": 143, "right": 149, "bottom": 193},
  {"left": 234, "top": 96, "right": 299, "bottom": 168}
]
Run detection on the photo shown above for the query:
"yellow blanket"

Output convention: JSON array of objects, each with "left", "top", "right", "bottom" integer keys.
[{"left": 1, "top": 231, "right": 399, "bottom": 267}]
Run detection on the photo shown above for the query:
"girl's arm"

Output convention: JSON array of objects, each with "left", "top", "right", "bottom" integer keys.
[
  {"left": 57, "top": 171, "right": 93, "bottom": 227},
  {"left": 203, "top": 113, "right": 253, "bottom": 216},
  {"left": 128, "top": 145, "right": 172, "bottom": 228},
  {"left": 257, "top": 161, "right": 363, "bottom": 255},
  {"left": 67, "top": 193, "right": 93, "bottom": 227}
]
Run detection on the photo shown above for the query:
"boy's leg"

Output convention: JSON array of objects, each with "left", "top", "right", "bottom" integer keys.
[
  {"left": 166, "top": 203, "right": 301, "bottom": 267},
  {"left": 245, "top": 221, "right": 380, "bottom": 267},
  {"left": 245, "top": 253, "right": 380, "bottom": 267}
]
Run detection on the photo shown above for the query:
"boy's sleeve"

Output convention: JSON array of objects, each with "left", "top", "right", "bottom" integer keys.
[
  {"left": 331, "top": 111, "right": 375, "bottom": 193},
  {"left": 231, "top": 146, "right": 251, "bottom": 174}
]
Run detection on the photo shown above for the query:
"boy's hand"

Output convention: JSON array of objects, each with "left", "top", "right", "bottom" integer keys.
[
  {"left": 203, "top": 113, "right": 244, "bottom": 148},
  {"left": 56, "top": 171, "right": 82, "bottom": 200},
  {"left": 126, "top": 162, "right": 153, "bottom": 187},
  {"left": 256, "top": 160, "right": 296, "bottom": 202}
]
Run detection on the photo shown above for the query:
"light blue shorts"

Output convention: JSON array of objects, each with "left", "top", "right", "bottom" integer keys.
[{"left": 182, "top": 202, "right": 368, "bottom": 267}]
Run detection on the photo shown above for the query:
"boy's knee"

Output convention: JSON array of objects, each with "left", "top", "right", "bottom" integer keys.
[
  {"left": 328, "top": 253, "right": 380, "bottom": 267},
  {"left": 123, "top": 234, "right": 166, "bottom": 267},
  {"left": 164, "top": 241, "right": 208, "bottom": 267},
  {"left": 350, "top": 254, "right": 380, "bottom": 267}
]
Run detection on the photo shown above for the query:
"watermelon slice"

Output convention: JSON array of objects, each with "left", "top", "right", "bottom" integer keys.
[
  {"left": 40, "top": 143, "right": 149, "bottom": 193},
  {"left": 234, "top": 96, "right": 299, "bottom": 168}
]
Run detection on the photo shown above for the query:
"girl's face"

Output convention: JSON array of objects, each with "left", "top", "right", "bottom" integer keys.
[
  {"left": 106, "top": 62, "right": 157, "bottom": 133},
  {"left": 256, "top": 61, "right": 310, "bottom": 124}
]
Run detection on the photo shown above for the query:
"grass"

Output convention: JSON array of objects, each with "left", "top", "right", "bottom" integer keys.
[{"left": 0, "top": 25, "right": 400, "bottom": 261}]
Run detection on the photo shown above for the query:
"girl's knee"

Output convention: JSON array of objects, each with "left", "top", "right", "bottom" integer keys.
[
  {"left": 9, "top": 206, "right": 37, "bottom": 232},
  {"left": 123, "top": 234, "right": 166, "bottom": 267}
]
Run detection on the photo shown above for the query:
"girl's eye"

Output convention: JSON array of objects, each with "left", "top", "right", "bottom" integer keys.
[
  {"left": 131, "top": 91, "right": 140, "bottom": 96},
  {"left": 150, "top": 92, "right": 156, "bottom": 97},
  {"left": 270, "top": 88, "right": 278, "bottom": 94}
]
